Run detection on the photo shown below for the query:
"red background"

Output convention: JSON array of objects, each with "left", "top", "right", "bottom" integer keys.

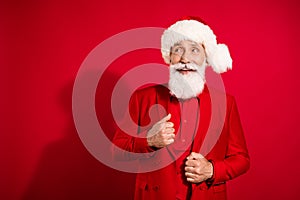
[{"left": 2, "top": 0, "right": 300, "bottom": 199}]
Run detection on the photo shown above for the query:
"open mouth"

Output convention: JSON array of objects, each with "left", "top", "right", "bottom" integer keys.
[{"left": 176, "top": 68, "right": 197, "bottom": 75}]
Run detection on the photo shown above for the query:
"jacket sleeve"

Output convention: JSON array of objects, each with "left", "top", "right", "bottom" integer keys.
[
  {"left": 112, "top": 91, "right": 155, "bottom": 160},
  {"left": 210, "top": 97, "right": 250, "bottom": 184}
]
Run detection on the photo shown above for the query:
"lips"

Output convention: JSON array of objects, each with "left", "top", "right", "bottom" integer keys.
[{"left": 176, "top": 67, "right": 197, "bottom": 74}]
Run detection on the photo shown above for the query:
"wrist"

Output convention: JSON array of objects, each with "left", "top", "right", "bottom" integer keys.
[
  {"left": 147, "top": 136, "right": 153, "bottom": 147},
  {"left": 206, "top": 161, "right": 214, "bottom": 181}
]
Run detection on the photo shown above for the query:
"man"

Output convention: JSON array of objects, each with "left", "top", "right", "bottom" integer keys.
[{"left": 113, "top": 17, "right": 250, "bottom": 200}]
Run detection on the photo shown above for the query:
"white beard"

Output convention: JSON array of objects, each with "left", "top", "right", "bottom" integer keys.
[{"left": 168, "top": 62, "right": 206, "bottom": 100}]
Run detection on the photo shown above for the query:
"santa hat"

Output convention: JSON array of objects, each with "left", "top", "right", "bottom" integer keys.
[{"left": 161, "top": 19, "right": 232, "bottom": 73}]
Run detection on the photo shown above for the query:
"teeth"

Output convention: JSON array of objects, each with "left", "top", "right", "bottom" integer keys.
[{"left": 178, "top": 68, "right": 194, "bottom": 71}]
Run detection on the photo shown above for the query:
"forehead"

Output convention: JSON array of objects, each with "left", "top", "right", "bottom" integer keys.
[{"left": 172, "top": 40, "right": 202, "bottom": 48}]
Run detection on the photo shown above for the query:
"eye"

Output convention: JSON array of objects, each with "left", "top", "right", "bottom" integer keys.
[
  {"left": 191, "top": 48, "right": 200, "bottom": 53},
  {"left": 173, "top": 47, "right": 183, "bottom": 54}
]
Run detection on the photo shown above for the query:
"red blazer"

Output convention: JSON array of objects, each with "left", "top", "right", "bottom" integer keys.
[{"left": 113, "top": 84, "right": 250, "bottom": 200}]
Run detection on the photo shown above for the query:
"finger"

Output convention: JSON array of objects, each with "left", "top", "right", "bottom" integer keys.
[
  {"left": 187, "top": 152, "right": 204, "bottom": 160},
  {"left": 165, "top": 138, "right": 174, "bottom": 145},
  {"left": 185, "top": 159, "right": 198, "bottom": 167},
  {"left": 162, "top": 132, "right": 175, "bottom": 138},
  {"left": 190, "top": 152, "right": 204, "bottom": 159},
  {"left": 185, "top": 172, "right": 196, "bottom": 179},
  {"left": 157, "top": 113, "right": 171, "bottom": 124},
  {"left": 186, "top": 177, "right": 196, "bottom": 183},
  {"left": 186, "top": 175, "right": 205, "bottom": 183},
  {"left": 165, "top": 122, "right": 174, "bottom": 128},
  {"left": 184, "top": 166, "right": 196, "bottom": 173},
  {"left": 162, "top": 128, "right": 175, "bottom": 134},
  {"left": 167, "top": 133, "right": 175, "bottom": 139},
  {"left": 185, "top": 172, "right": 202, "bottom": 183}
]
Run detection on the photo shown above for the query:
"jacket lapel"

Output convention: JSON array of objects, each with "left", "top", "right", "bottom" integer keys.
[{"left": 192, "top": 86, "right": 212, "bottom": 153}]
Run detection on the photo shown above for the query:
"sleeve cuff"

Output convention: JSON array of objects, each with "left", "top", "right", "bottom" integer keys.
[
  {"left": 133, "top": 135, "right": 156, "bottom": 153},
  {"left": 208, "top": 159, "right": 227, "bottom": 184}
]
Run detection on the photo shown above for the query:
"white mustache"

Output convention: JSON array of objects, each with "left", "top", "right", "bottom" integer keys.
[{"left": 171, "top": 63, "right": 199, "bottom": 71}]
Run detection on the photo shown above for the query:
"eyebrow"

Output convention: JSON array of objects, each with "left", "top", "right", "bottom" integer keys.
[
  {"left": 173, "top": 41, "right": 201, "bottom": 46},
  {"left": 172, "top": 44, "right": 201, "bottom": 50},
  {"left": 189, "top": 41, "right": 201, "bottom": 47},
  {"left": 190, "top": 44, "right": 200, "bottom": 48},
  {"left": 172, "top": 43, "right": 182, "bottom": 48}
]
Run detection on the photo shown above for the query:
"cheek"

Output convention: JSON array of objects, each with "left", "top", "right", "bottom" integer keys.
[
  {"left": 170, "top": 55, "right": 181, "bottom": 64},
  {"left": 193, "top": 54, "right": 205, "bottom": 66}
]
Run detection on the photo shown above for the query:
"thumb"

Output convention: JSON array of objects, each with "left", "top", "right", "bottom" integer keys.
[{"left": 157, "top": 113, "right": 171, "bottom": 124}]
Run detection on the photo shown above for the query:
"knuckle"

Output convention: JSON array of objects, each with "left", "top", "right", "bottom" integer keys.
[{"left": 186, "top": 160, "right": 191, "bottom": 166}]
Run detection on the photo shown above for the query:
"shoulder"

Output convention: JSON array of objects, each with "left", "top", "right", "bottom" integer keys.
[{"left": 203, "top": 85, "right": 236, "bottom": 108}]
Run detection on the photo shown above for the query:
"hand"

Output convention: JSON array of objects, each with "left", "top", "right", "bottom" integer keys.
[
  {"left": 185, "top": 152, "right": 213, "bottom": 183},
  {"left": 147, "top": 114, "right": 175, "bottom": 148}
]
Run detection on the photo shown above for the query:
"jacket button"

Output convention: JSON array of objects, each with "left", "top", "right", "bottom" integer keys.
[
  {"left": 198, "top": 184, "right": 208, "bottom": 190},
  {"left": 152, "top": 185, "right": 160, "bottom": 191}
]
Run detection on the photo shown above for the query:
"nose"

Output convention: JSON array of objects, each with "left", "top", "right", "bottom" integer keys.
[{"left": 180, "top": 52, "right": 190, "bottom": 64}]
